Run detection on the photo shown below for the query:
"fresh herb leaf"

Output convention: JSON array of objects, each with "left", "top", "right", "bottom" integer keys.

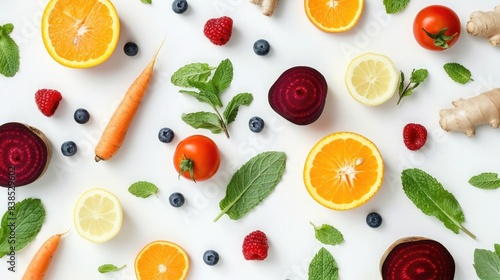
[
  {"left": 474, "top": 248, "right": 500, "bottom": 279},
  {"left": 0, "top": 198, "right": 45, "bottom": 257},
  {"left": 310, "top": 223, "right": 344, "bottom": 246},
  {"left": 0, "top": 23, "right": 20, "bottom": 77},
  {"left": 308, "top": 247, "right": 338, "bottom": 280},
  {"left": 443, "top": 62, "right": 474, "bottom": 84},
  {"left": 397, "top": 68, "right": 428, "bottom": 105},
  {"left": 181, "top": 112, "right": 224, "bottom": 134},
  {"left": 383, "top": 0, "right": 410, "bottom": 14},
  {"left": 140, "top": 0, "right": 152, "bottom": 4},
  {"left": 401, "top": 168, "right": 475, "bottom": 239},
  {"left": 98, "top": 264, "right": 126, "bottom": 273},
  {"left": 223, "top": 93, "right": 253, "bottom": 125},
  {"left": 171, "top": 63, "right": 214, "bottom": 88},
  {"left": 211, "top": 59, "right": 233, "bottom": 94},
  {"left": 469, "top": 172, "right": 500, "bottom": 190},
  {"left": 495, "top": 244, "right": 500, "bottom": 257},
  {"left": 411, "top": 69, "right": 428, "bottom": 83},
  {"left": 180, "top": 87, "right": 222, "bottom": 108},
  {"left": 128, "top": 181, "right": 158, "bottom": 198},
  {"left": 214, "top": 151, "right": 286, "bottom": 222}
]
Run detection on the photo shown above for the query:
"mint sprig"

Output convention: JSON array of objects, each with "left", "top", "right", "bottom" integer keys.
[
  {"left": 397, "top": 68, "right": 428, "bottom": 105},
  {"left": 171, "top": 59, "right": 253, "bottom": 138},
  {"left": 310, "top": 223, "right": 344, "bottom": 246},
  {"left": 0, "top": 23, "right": 20, "bottom": 77},
  {"left": 128, "top": 181, "right": 158, "bottom": 198},
  {"left": 443, "top": 62, "right": 473, "bottom": 84},
  {"left": 474, "top": 245, "right": 500, "bottom": 279}
]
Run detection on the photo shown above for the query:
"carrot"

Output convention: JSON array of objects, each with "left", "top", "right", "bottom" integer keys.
[
  {"left": 94, "top": 39, "right": 166, "bottom": 162},
  {"left": 21, "top": 232, "right": 65, "bottom": 280}
]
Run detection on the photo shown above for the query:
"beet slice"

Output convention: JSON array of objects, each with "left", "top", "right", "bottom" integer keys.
[
  {"left": 268, "top": 66, "right": 328, "bottom": 125},
  {"left": 380, "top": 237, "right": 455, "bottom": 280},
  {"left": 0, "top": 122, "right": 52, "bottom": 187}
]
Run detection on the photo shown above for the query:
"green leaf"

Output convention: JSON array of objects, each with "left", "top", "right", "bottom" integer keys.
[
  {"left": 211, "top": 59, "right": 233, "bottom": 94},
  {"left": 180, "top": 88, "right": 222, "bottom": 108},
  {"left": 474, "top": 248, "right": 500, "bottom": 279},
  {"left": 98, "top": 264, "right": 126, "bottom": 273},
  {"left": 469, "top": 172, "right": 500, "bottom": 190},
  {"left": 222, "top": 93, "right": 253, "bottom": 125},
  {"left": 128, "top": 181, "right": 158, "bottom": 198},
  {"left": 310, "top": 223, "right": 344, "bottom": 246},
  {"left": 443, "top": 62, "right": 473, "bottom": 84},
  {"left": 410, "top": 68, "right": 428, "bottom": 84},
  {"left": 383, "top": 0, "right": 410, "bottom": 14},
  {"left": 214, "top": 151, "right": 286, "bottom": 221},
  {"left": 0, "top": 23, "right": 20, "bottom": 78},
  {"left": 401, "top": 168, "right": 475, "bottom": 239},
  {"left": 182, "top": 112, "right": 223, "bottom": 134},
  {"left": 140, "top": 0, "right": 152, "bottom": 4},
  {"left": 171, "top": 63, "right": 214, "bottom": 88},
  {"left": 398, "top": 71, "right": 405, "bottom": 97},
  {"left": 0, "top": 198, "right": 46, "bottom": 257},
  {"left": 495, "top": 244, "right": 500, "bottom": 258},
  {"left": 308, "top": 247, "right": 338, "bottom": 280},
  {"left": 396, "top": 68, "right": 428, "bottom": 105}
]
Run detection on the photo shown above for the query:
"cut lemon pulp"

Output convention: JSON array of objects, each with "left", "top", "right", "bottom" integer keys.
[
  {"left": 135, "top": 240, "right": 190, "bottom": 280},
  {"left": 74, "top": 188, "right": 123, "bottom": 243},
  {"left": 41, "top": 0, "right": 120, "bottom": 68},
  {"left": 303, "top": 132, "right": 384, "bottom": 210},
  {"left": 305, "top": 0, "right": 364, "bottom": 32},
  {"left": 345, "top": 52, "right": 399, "bottom": 106}
]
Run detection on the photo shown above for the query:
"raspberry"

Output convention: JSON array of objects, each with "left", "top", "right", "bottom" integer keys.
[
  {"left": 35, "top": 89, "right": 62, "bottom": 117},
  {"left": 403, "top": 123, "right": 427, "bottom": 151},
  {"left": 203, "top": 16, "right": 233, "bottom": 46},
  {"left": 242, "top": 230, "right": 268, "bottom": 260}
]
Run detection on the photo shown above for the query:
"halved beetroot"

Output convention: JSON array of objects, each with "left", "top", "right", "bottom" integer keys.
[
  {"left": 0, "top": 122, "right": 52, "bottom": 187},
  {"left": 380, "top": 237, "right": 455, "bottom": 280},
  {"left": 268, "top": 66, "right": 328, "bottom": 125}
]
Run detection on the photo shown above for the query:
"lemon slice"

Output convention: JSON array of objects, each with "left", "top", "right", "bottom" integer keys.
[
  {"left": 345, "top": 52, "right": 399, "bottom": 106},
  {"left": 74, "top": 188, "right": 123, "bottom": 243}
]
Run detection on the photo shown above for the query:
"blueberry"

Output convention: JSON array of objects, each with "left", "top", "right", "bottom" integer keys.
[
  {"left": 61, "top": 141, "right": 77, "bottom": 156},
  {"left": 158, "top": 127, "right": 174, "bottom": 143},
  {"left": 172, "top": 0, "right": 188, "bottom": 14},
  {"left": 249, "top": 116, "right": 265, "bottom": 133},
  {"left": 74, "top": 108, "right": 90, "bottom": 124},
  {"left": 203, "top": 250, "right": 219, "bottom": 266},
  {"left": 253, "top": 39, "right": 270, "bottom": 56},
  {"left": 169, "top": 192, "right": 185, "bottom": 207},
  {"left": 124, "top": 42, "right": 139, "bottom": 56},
  {"left": 366, "top": 212, "right": 382, "bottom": 228}
]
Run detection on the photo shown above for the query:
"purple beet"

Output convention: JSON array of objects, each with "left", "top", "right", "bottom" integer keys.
[{"left": 268, "top": 66, "right": 328, "bottom": 125}]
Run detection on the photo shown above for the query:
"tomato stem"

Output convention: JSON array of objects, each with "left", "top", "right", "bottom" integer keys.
[
  {"left": 179, "top": 154, "right": 196, "bottom": 182},
  {"left": 422, "top": 27, "right": 457, "bottom": 49}
]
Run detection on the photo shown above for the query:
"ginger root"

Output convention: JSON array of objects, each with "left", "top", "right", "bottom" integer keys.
[
  {"left": 467, "top": 6, "right": 500, "bottom": 46},
  {"left": 439, "top": 88, "right": 500, "bottom": 137},
  {"left": 250, "top": 0, "right": 279, "bottom": 16}
]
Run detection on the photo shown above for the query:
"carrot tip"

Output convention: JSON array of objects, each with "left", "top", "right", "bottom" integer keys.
[{"left": 95, "top": 155, "right": 103, "bottom": 162}]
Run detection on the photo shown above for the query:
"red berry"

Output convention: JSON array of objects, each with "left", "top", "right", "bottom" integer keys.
[
  {"left": 203, "top": 16, "right": 233, "bottom": 46},
  {"left": 403, "top": 123, "right": 427, "bottom": 151},
  {"left": 242, "top": 230, "right": 268, "bottom": 260},
  {"left": 35, "top": 89, "right": 62, "bottom": 117}
]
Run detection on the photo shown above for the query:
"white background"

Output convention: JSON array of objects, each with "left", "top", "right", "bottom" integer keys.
[{"left": 2, "top": 0, "right": 500, "bottom": 279}]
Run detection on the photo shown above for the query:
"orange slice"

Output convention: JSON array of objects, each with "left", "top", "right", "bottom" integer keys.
[
  {"left": 303, "top": 132, "right": 384, "bottom": 210},
  {"left": 305, "top": 0, "right": 364, "bottom": 32},
  {"left": 135, "top": 240, "right": 190, "bottom": 280},
  {"left": 41, "top": 0, "right": 120, "bottom": 68}
]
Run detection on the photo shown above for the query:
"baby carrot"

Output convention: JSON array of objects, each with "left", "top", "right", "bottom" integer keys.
[
  {"left": 95, "top": 39, "right": 165, "bottom": 162},
  {"left": 21, "top": 232, "right": 66, "bottom": 280}
]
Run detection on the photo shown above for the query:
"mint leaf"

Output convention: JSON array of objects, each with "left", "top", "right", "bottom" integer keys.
[
  {"left": 443, "top": 62, "right": 473, "bottom": 84},
  {"left": 0, "top": 198, "right": 45, "bottom": 257},
  {"left": 182, "top": 112, "right": 224, "bottom": 134},
  {"left": 223, "top": 93, "right": 253, "bottom": 125},
  {"left": 180, "top": 88, "right": 222, "bottom": 108},
  {"left": 214, "top": 151, "right": 286, "bottom": 221},
  {"left": 469, "top": 172, "right": 500, "bottom": 190},
  {"left": 410, "top": 68, "right": 428, "bottom": 84},
  {"left": 128, "top": 181, "right": 158, "bottom": 198},
  {"left": 495, "top": 244, "right": 500, "bottom": 257},
  {"left": 211, "top": 59, "right": 233, "bottom": 94},
  {"left": 140, "top": 0, "right": 152, "bottom": 4},
  {"left": 98, "top": 264, "right": 126, "bottom": 273},
  {"left": 308, "top": 247, "right": 338, "bottom": 280},
  {"left": 474, "top": 248, "right": 500, "bottom": 279},
  {"left": 0, "top": 23, "right": 20, "bottom": 77},
  {"left": 310, "top": 223, "right": 344, "bottom": 246},
  {"left": 401, "top": 168, "right": 475, "bottom": 239},
  {"left": 171, "top": 63, "right": 214, "bottom": 88},
  {"left": 383, "top": 0, "right": 410, "bottom": 14},
  {"left": 397, "top": 68, "right": 428, "bottom": 105}
]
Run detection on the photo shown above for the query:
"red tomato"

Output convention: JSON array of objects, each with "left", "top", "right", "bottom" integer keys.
[
  {"left": 413, "top": 5, "right": 461, "bottom": 51},
  {"left": 173, "top": 135, "right": 220, "bottom": 182}
]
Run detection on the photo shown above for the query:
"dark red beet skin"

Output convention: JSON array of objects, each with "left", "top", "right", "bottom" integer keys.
[
  {"left": 381, "top": 237, "right": 455, "bottom": 280},
  {"left": 268, "top": 66, "right": 328, "bottom": 125},
  {"left": 0, "top": 122, "right": 52, "bottom": 187}
]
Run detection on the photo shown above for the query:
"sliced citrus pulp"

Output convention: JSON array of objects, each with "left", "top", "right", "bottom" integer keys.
[
  {"left": 303, "top": 132, "right": 384, "bottom": 210},
  {"left": 305, "top": 0, "right": 364, "bottom": 32},
  {"left": 74, "top": 188, "right": 123, "bottom": 243},
  {"left": 135, "top": 240, "right": 190, "bottom": 280},
  {"left": 345, "top": 52, "right": 399, "bottom": 106},
  {"left": 41, "top": 0, "right": 120, "bottom": 68}
]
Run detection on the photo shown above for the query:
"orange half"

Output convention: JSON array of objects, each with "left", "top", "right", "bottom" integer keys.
[
  {"left": 305, "top": 0, "right": 364, "bottom": 32},
  {"left": 304, "top": 132, "right": 384, "bottom": 210},
  {"left": 135, "top": 240, "right": 190, "bottom": 280},
  {"left": 41, "top": 0, "right": 120, "bottom": 68}
]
